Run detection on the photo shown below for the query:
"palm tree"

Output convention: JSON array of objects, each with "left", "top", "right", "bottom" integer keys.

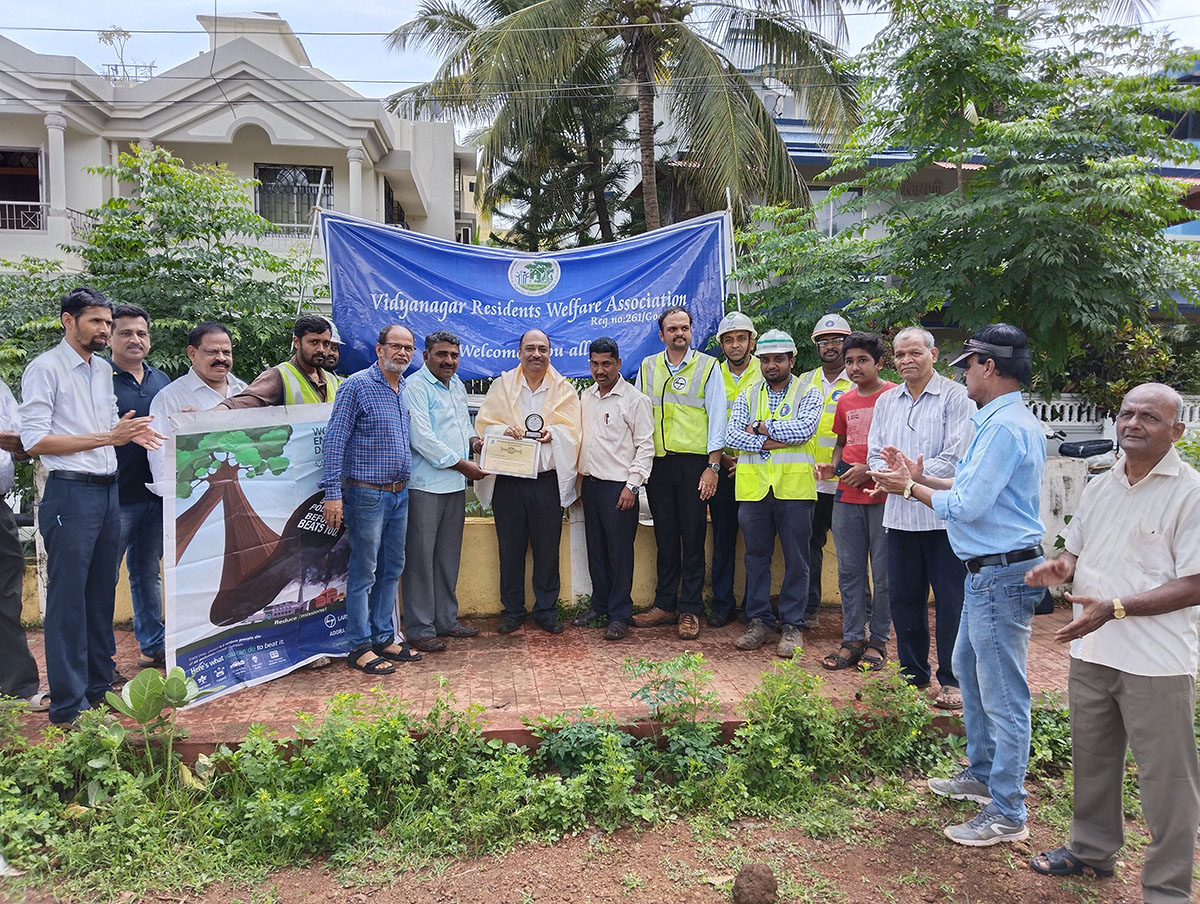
[{"left": 388, "top": 0, "right": 857, "bottom": 231}]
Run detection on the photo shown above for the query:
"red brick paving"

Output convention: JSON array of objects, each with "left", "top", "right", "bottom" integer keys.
[{"left": 18, "top": 607, "right": 1072, "bottom": 753}]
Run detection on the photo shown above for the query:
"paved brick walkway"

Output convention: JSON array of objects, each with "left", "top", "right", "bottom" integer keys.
[{"left": 18, "top": 606, "right": 1072, "bottom": 753}]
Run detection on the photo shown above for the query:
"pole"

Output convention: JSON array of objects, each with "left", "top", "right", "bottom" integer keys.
[
  {"left": 726, "top": 187, "right": 742, "bottom": 312},
  {"left": 295, "top": 166, "right": 329, "bottom": 315}
]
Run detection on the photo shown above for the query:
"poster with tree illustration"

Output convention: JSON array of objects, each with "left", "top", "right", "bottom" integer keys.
[{"left": 163, "top": 405, "right": 350, "bottom": 703}]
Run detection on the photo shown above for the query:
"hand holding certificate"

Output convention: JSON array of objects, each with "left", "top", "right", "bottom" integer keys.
[{"left": 480, "top": 435, "right": 540, "bottom": 478}]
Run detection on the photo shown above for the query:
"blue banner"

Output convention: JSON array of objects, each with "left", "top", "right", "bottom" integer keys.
[{"left": 322, "top": 210, "right": 732, "bottom": 379}]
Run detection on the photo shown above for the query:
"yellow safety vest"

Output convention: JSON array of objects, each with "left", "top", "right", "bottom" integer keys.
[
  {"left": 735, "top": 378, "right": 817, "bottom": 502},
  {"left": 798, "top": 367, "right": 852, "bottom": 471},
  {"left": 722, "top": 358, "right": 763, "bottom": 457},
  {"left": 640, "top": 351, "right": 718, "bottom": 457},
  {"left": 277, "top": 362, "right": 340, "bottom": 405}
]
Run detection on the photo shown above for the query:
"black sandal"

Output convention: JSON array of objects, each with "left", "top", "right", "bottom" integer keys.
[
  {"left": 861, "top": 642, "right": 888, "bottom": 671},
  {"left": 1030, "top": 847, "right": 1114, "bottom": 878},
  {"left": 373, "top": 642, "right": 422, "bottom": 663},
  {"left": 821, "top": 641, "right": 864, "bottom": 670},
  {"left": 346, "top": 648, "right": 396, "bottom": 675}
]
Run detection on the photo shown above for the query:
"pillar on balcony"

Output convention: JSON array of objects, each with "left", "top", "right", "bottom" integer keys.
[
  {"left": 44, "top": 112, "right": 71, "bottom": 245},
  {"left": 346, "top": 146, "right": 364, "bottom": 217}
]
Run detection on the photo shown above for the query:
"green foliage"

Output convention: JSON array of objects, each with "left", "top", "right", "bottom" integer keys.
[
  {"left": 622, "top": 652, "right": 720, "bottom": 724},
  {"left": 1028, "top": 692, "right": 1073, "bottom": 778},
  {"left": 1178, "top": 429, "right": 1200, "bottom": 470},
  {"left": 175, "top": 426, "right": 293, "bottom": 499},
  {"left": 825, "top": 0, "right": 1200, "bottom": 389}
]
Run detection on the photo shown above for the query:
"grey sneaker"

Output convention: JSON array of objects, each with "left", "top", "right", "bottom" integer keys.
[
  {"left": 776, "top": 624, "right": 803, "bottom": 658},
  {"left": 928, "top": 768, "right": 992, "bottom": 804},
  {"left": 944, "top": 803, "right": 1029, "bottom": 847},
  {"left": 735, "top": 618, "right": 772, "bottom": 650}
]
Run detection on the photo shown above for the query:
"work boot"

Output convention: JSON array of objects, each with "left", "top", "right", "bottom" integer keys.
[
  {"left": 776, "top": 625, "right": 803, "bottom": 658},
  {"left": 735, "top": 618, "right": 772, "bottom": 651},
  {"left": 632, "top": 606, "right": 678, "bottom": 628},
  {"left": 677, "top": 613, "right": 701, "bottom": 640}
]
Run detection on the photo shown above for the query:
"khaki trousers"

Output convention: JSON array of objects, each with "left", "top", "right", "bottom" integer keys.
[{"left": 1066, "top": 658, "right": 1200, "bottom": 903}]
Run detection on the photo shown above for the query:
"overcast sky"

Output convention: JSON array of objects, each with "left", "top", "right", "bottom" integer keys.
[{"left": 3, "top": 1, "right": 1198, "bottom": 107}]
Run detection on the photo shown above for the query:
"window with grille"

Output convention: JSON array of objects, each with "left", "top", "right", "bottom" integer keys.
[
  {"left": 383, "top": 179, "right": 409, "bottom": 228},
  {"left": 254, "top": 164, "right": 332, "bottom": 230},
  {"left": 0, "top": 148, "right": 43, "bottom": 231}
]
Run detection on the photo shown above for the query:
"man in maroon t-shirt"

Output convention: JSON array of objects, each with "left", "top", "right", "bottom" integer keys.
[{"left": 819, "top": 332, "right": 896, "bottom": 671}]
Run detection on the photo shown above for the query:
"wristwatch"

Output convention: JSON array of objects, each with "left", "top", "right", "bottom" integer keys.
[
  {"left": 753, "top": 419, "right": 764, "bottom": 435},
  {"left": 625, "top": 484, "right": 640, "bottom": 496},
  {"left": 707, "top": 462, "right": 721, "bottom": 474},
  {"left": 902, "top": 479, "right": 916, "bottom": 500},
  {"left": 1111, "top": 597, "right": 1126, "bottom": 619}
]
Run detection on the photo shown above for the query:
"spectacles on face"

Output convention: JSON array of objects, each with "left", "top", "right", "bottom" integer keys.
[
  {"left": 815, "top": 338, "right": 843, "bottom": 348},
  {"left": 384, "top": 342, "right": 414, "bottom": 353}
]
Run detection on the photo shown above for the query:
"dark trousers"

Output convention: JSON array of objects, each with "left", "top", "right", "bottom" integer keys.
[
  {"left": 886, "top": 527, "right": 964, "bottom": 688},
  {"left": 707, "top": 469, "right": 739, "bottom": 618},
  {"left": 739, "top": 493, "right": 813, "bottom": 628},
  {"left": 647, "top": 453, "right": 708, "bottom": 615},
  {"left": 0, "top": 499, "right": 38, "bottom": 700},
  {"left": 493, "top": 471, "right": 562, "bottom": 623},
  {"left": 39, "top": 478, "right": 121, "bottom": 723},
  {"left": 582, "top": 476, "right": 637, "bottom": 624},
  {"left": 804, "top": 491, "right": 834, "bottom": 620}
]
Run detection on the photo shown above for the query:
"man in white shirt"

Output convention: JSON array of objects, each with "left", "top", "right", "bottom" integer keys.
[
  {"left": 1025, "top": 383, "right": 1200, "bottom": 903},
  {"left": 18, "top": 287, "right": 162, "bottom": 726},
  {"left": 148, "top": 322, "right": 248, "bottom": 490},
  {"left": 575, "top": 337, "right": 654, "bottom": 640}
]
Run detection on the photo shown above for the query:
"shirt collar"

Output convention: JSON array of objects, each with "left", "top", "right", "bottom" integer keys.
[
  {"left": 899, "top": 370, "right": 946, "bottom": 401},
  {"left": 368, "top": 362, "right": 405, "bottom": 390},
  {"left": 971, "top": 390, "right": 1021, "bottom": 428},
  {"left": 588, "top": 379, "right": 629, "bottom": 399},
  {"left": 1114, "top": 445, "right": 1186, "bottom": 487}
]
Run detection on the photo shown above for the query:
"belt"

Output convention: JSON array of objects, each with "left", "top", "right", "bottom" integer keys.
[
  {"left": 965, "top": 545, "right": 1043, "bottom": 574},
  {"left": 49, "top": 470, "right": 118, "bottom": 485},
  {"left": 349, "top": 478, "right": 407, "bottom": 492}
]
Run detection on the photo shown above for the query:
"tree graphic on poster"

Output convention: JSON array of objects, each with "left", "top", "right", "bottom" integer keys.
[{"left": 174, "top": 426, "right": 292, "bottom": 590}]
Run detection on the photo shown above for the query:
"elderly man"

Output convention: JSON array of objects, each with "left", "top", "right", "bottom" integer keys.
[
  {"left": 632, "top": 306, "right": 727, "bottom": 640},
  {"left": 872, "top": 324, "right": 1046, "bottom": 847},
  {"left": 19, "top": 287, "right": 162, "bottom": 726},
  {"left": 148, "top": 322, "right": 248, "bottom": 489},
  {"left": 475, "top": 329, "right": 581, "bottom": 635},
  {"left": 724, "top": 330, "right": 823, "bottom": 657},
  {"left": 575, "top": 337, "right": 654, "bottom": 640},
  {"left": 867, "top": 326, "right": 975, "bottom": 708},
  {"left": 1025, "top": 383, "right": 1199, "bottom": 902},
  {"left": 218, "top": 314, "right": 340, "bottom": 409},
  {"left": 109, "top": 304, "right": 172, "bottom": 670},
  {"left": 401, "top": 330, "right": 487, "bottom": 653},
  {"left": 321, "top": 324, "right": 422, "bottom": 675}
]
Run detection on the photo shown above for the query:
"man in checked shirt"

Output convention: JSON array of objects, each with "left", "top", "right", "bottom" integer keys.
[{"left": 321, "top": 324, "right": 422, "bottom": 675}]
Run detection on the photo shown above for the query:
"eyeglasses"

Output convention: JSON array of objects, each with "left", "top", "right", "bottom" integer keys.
[
  {"left": 815, "top": 337, "right": 844, "bottom": 348},
  {"left": 383, "top": 342, "right": 414, "bottom": 353},
  {"left": 906, "top": 397, "right": 921, "bottom": 430}
]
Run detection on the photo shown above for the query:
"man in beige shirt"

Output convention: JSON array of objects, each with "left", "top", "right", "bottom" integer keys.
[
  {"left": 1025, "top": 383, "right": 1200, "bottom": 902},
  {"left": 574, "top": 337, "right": 654, "bottom": 640}
]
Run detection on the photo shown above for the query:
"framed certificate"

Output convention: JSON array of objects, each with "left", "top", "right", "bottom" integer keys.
[{"left": 480, "top": 435, "right": 539, "bottom": 479}]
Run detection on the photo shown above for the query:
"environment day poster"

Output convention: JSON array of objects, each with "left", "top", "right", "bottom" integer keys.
[{"left": 163, "top": 405, "right": 351, "bottom": 705}]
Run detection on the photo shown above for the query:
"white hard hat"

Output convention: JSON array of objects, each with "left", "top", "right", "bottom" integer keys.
[
  {"left": 756, "top": 329, "right": 797, "bottom": 355},
  {"left": 811, "top": 313, "right": 852, "bottom": 340},
  {"left": 329, "top": 324, "right": 342, "bottom": 345},
  {"left": 716, "top": 310, "right": 758, "bottom": 340}
]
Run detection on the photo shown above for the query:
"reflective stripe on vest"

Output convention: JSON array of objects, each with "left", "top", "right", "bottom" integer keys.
[
  {"left": 798, "top": 367, "right": 852, "bottom": 466},
  {"left": 277, "top": 362, "right": 338, "bottom": 405},
  {"left": 735, "top": 378, "right": 817, "bottom": 502},
  {"left": 722, "top": 359, "right": 763, "bottom": 457},
  {"left": 641, "top": 351, "right": 717, "bottom": 456}
]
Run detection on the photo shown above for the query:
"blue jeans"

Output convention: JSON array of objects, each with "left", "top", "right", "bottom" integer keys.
[
  {"left": 118, "top": 499, "right": 164, "bottom": 657},
  {"left": 953, "top": 557, "right": 1042, "bottom": 824},
  {"left": 342, "top": 484, "right": 408, "bottom": 652}
]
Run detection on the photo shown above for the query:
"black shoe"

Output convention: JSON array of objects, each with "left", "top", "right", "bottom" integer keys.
[
  {"left": 571, "top": 609, "right": 601, "bottom": 627},
  {"left": 497, "top": 617, "right": 525, "bottom": 635},
  {"left": 438, "top": 624, "right": 480, "bottom": 638},
  {"left": 536, "top": 618, "right": 564, "bottom": 635},
  {"left": 409, "top": 636, "right": 447, "bottom": 653},
  {"left": 604, "top": 621, "right": 629, "bottom": 641},
  {"left": 707, "top": 612, "right": 735, "bottom": 628},
  {"left": 111, "top": 668, "right": 130, "bottom": 689}
]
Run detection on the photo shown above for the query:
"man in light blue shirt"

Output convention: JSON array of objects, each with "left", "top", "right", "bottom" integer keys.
[
  {"left": 401, "top": 330, "right": 488, "bottom": 652},
  {"left": 872, "top": 324, "right": 1046, "bottom": 849}
]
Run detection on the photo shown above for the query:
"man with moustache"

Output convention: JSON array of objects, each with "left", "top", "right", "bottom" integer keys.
[
  {"left": 321, "top": 324, "right": 422, "bottom": 675},
  {"left": 632, "top": 306, "right": 727, "bottom": 640},
  {"left": 218, "top": 314, "right": 340, "bottom": 409},
  {"left": 475, "top": 330, "right": 582, "bottom": 635},
  {"left": 709, "top": 312, "right": 762, "bottom": 627},
  {"left": 19, "top": 287, "right": 163, "bottom": 726},
  {"left": 723, "top": 330, "right": 823, "bottom": 657},
  {"left": 797, "top": 313, "right": 853, "bottom": 630},
  {"left": 109, "top": 305, "right": 171, "bottom": 670},
  {"left": 574, "top": 337, "right": 654, "bottom": 640},
  {"left": 148, "top": 322, "right": 249, "bottom": 489},
  {"left": 1026, "top": 383, "right": 1200, "bottom": 901},
  {"left": 401, "top": 330, "right": 487, "bottom": 653}
]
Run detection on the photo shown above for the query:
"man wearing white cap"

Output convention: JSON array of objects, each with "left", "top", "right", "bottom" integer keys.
[
  {"left": 798, "top": 313, "right": 853, "bottom": 629},
  {"left": 709, "top": 311, "right": 763, "bottom": 627},
  {"left": 724, "top": 330, "right": 823, "bottom": 657}
]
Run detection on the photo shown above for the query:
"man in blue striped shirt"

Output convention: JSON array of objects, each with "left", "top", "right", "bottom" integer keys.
[
  {"left": 872, "top": 324, "right": 1046, "bottom": 849},
  {"left": 321, "top": 324, "right": 421, "bottom": 675}
]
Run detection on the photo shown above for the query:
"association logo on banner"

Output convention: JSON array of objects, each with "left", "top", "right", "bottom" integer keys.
[{"left": 508, "top": 258, "right": 561, "bottom": 296}]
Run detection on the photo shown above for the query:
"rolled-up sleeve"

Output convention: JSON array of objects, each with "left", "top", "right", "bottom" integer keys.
[{"left": 724, "top": 392, "right": 764, "bottom": 453}]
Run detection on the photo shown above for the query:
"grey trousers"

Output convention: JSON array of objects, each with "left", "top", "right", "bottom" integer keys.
[
  {"left": 1066, "top": 658, "right": 1200, "bottom": 903},
  {"left": 400, "top": 489, "right": 467, "bottom": 640},
  {"left": 831, "top": 500, "right": 890, "bottom": 645},
  {"left": 0, "top": 499, "right": 39, "bottom": 700}
]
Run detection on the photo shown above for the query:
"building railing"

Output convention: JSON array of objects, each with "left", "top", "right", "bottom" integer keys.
[
  {"left": 0, "top": 201, "right": 46, "bottom": 231},
  {"left": 67, "top": 208, "right": 97, "bottom": 239}
]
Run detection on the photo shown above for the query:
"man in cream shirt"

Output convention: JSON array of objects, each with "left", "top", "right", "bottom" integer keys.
[{"left": 573, "top": 337, "right": 653, "bottom": 640}]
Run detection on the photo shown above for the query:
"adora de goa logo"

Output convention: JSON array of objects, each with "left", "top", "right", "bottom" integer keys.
[{"left": 508, "top": 258, "right": 561, "bottom": 296}]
